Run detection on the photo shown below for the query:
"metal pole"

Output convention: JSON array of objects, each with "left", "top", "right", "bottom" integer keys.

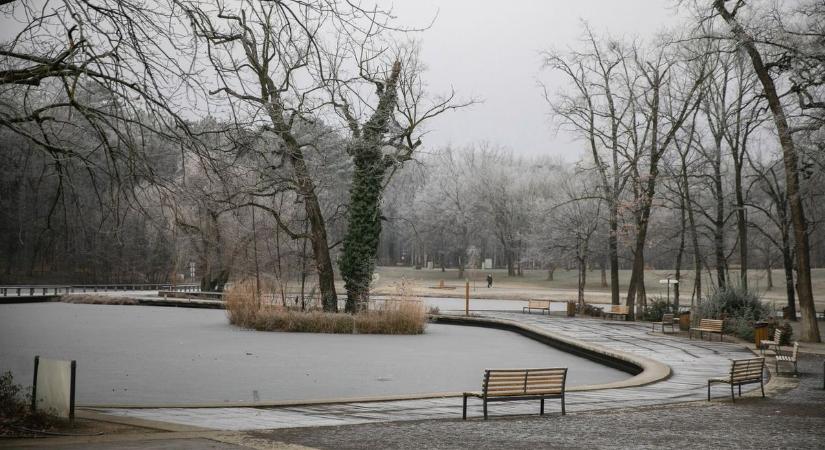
[{"left": 465, "top": 280, "right": 470, "bottom": 316}]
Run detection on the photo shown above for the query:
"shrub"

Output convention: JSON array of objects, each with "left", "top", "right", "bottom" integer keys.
[
  {"left": 0, "top": 371, "right": 57, "bottom": 434},
  {"left": 0, "top": 371, "right": 24, "bottom": 418},
  {"left": 695, "top": 286, "right": 771, "bottom": 341},
  {"left": 641, "top": 296, "right": 679, "bottom": 322},
  {"left": 225, "top": 278, "right": 426, "bottom": 334}
]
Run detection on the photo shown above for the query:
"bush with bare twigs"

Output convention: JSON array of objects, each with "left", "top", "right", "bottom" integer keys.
[{"left": 225, "top": 279, "right": 426, "bottom": 334}]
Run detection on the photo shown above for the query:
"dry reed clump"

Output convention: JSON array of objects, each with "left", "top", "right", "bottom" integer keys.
[
  {"left": 354, "top": 279, "right": 426, "bottom": 334},
  {"left": 225, "top": 278, "right": 426, "bottom": 334}
]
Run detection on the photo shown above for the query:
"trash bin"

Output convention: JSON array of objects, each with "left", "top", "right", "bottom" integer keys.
[
  {"left": 754, "top": 321, "right": 769, "bottom": 348},
  {"left": 679, "top": 311, "right": 691, "bottom": 331},
  {"left": 567, "top": 301, "right": 576, "bottom": 317}
]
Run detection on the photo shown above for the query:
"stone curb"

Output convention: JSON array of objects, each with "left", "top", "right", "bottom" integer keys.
[{"left": 431, "top": 314, "right": 671, "bottom": 390}]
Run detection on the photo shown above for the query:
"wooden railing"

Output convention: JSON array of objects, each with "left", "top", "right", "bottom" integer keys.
[{"left": 0, "top": 283, "right": 200, "bottom": 297}]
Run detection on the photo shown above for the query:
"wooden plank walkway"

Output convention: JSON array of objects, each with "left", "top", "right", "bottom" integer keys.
[{"left": 95, "top": 311, "right": 760, "bottom": 430}]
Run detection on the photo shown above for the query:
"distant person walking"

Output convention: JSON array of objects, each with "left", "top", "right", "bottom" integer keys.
[{"left": 486, "top": 273, "right": 493, "bottom": 288}]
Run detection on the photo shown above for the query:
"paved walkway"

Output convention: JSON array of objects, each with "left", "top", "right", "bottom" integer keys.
[{"left": 92, "top": 312, "right": 759, "bottom": 431}]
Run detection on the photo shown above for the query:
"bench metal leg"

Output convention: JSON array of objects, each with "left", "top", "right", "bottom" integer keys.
[
  {"left": 462, "top": 395, "right": 467, "bottom": 420},
  {"left": 761, "top": 379, "right": 765, "bottom": 397},
  {"left": 707, "top": 381, "right": 710, "bottom": 401},
  {"left": 483, "top": 399, "right": 488, "bottom": 420},
  {"left": 738, "top": 384, "right": 741, "bottom": 397},
  {"left": 730, "top": 384, "right": 735, "bottom": 402},
  {"left": 540, "top": 397, "right": 544, "bottom": 415},
  {"left": 561, "top": 395, "right": 565, "bottom": 415}
]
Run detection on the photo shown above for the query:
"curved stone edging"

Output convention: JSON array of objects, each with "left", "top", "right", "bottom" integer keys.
[{"left": 431, "top": 314, "right": 671, "bottom": 392}]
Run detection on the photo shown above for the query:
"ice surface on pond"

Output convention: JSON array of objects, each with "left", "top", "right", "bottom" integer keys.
[{"left": 0, "top": 303, "right": 628, "bottom": 405}]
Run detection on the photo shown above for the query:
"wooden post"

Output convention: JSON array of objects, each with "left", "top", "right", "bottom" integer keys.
[{"left": 465, "top": 280, "right": 470, "bottom": 316}]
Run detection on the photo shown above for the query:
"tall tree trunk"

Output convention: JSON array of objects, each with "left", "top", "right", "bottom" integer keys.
[
  {"left": 714, "top": 2, "right": 819, "bottom": 341},
  {"left": 674, "top": 199, "right": 686, "bottom": 309},
  {"left": 712, "top": 137, "right": 727, "bottom": 289},
  {"left": 781, "top": 228, "right": 797, "bottom": 321},
  {"left": 266, "top": 110, "right": 338, "bottom": 312},
  {"left": 608, "top": 208, "right": 620, "bottom": 305},
  {"left": 679, "top": 130, "right": 703, "bottom": 307},
  {"left": 600, "top": 254, "right": 608, "bottom": 288},
  {"left": 577, "top": 255, "right": 587, "bottom": 305},
  {"left": 292, "top": 152, "right": 338, "bottom": 312},
  {"left": 506, "top": 246, "right": 515, "bottom": 276}
]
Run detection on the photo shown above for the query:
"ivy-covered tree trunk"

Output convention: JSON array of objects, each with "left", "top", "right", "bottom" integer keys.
[
  {"left": 340, "top": 148, "right": 387, "bottom": 312},
  {"left": 340, "top": 61, "right": 402, "bottom": 313}
]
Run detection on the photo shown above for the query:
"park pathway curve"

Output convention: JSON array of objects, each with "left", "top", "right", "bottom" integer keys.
[{"left": 94, "top": 311, "right": 760, "bottom": 431}]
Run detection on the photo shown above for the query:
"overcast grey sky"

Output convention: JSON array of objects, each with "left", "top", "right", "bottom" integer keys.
[{"left": 391, "top": 0, "right": 685, "bottom": 161}]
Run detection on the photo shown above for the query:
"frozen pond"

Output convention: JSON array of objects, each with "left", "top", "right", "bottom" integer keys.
[{"left": 0, "top": 303, "right": 629, "bottom": 406}]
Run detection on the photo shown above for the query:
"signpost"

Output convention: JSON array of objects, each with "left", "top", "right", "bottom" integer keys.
[{"left": 658, "top": 276, "right": 679, "bottom": 308}]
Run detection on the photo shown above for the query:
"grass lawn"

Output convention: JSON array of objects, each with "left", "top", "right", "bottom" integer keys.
[{"left": 370, "top": 266, "right": 825, "bottom": 310}]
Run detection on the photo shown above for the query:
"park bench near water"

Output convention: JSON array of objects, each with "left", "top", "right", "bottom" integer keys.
[
  {"left": 523, "top": 300, "right": 551, "bottom": 315},
  {"left": 462, "top": 368, "right": 567, "bottom": 419},
  {"left": 690, "top": 318, "right": 724, "bottom": 341},
  {"left": 707, "top": 357, "right": 765, "bottom": 402}
]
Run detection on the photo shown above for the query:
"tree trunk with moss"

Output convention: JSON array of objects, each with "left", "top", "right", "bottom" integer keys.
[{"left": 340, "top": 62, "right": 402, "bottom": 313}]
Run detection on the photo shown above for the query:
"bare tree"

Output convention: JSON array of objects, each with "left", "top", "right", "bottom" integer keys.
[{"left": 543, "top": 27, "right": 632, "bottom": 306}]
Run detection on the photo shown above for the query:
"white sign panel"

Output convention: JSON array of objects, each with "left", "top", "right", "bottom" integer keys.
[{"left": 34, "top": 358, "right": 74, "bottom": 419}]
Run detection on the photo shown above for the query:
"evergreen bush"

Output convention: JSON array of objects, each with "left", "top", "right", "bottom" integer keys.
[
  {"left": 642, "top": 296, "right": 679, "bottom": 321},
  {"left": 695, "top": 286, "right": 770, "bottom": 341}
]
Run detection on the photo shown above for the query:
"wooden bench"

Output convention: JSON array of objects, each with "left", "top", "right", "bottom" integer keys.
[
  {"left": 759, "top": 328, "right": 782, "bottom": 355},
  {"left": 690, "top": 318, "right": 724, "bottom": 341},
  {"left": 775, "top": 342, "right": 799, "bottom": 375},
  {"left": 652, "top": 313, "right": 676, "bottom": 333},
  {"left": 708, "top": 357, "right": 765, "bottom": 402},
  {"left": 462, "top": 368, "right": 567, "bottom": 419},
  {"left": 603, "top": 305, "right": 629, "bottom": 320},
  {"left": 523, "top": 300, "right": 551, "bottom": 315}
]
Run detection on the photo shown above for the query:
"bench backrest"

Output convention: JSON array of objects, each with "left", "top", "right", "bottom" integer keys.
[
  {"left": 771, "top": 328, "right": 782, "bottom": 343},
  {"left": 698, "top": 319, "right": 723, "bottom": 332},
  {"left": 661, "top": 313, "right": 674, "bottom": 323},
  {"left": 482, "top": 368, "right": 567, "bottom": 397},
  {"left": 528, "top": 300, "right": 550, "bottom": 308},
  {"left": 729, "top": 357, "right": 764, "bottom": 383},
  {"left": 609, "top": 305, "right": 629, "bottom": 315}
]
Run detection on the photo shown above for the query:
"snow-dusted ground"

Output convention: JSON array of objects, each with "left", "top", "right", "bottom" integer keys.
[{"left": 0, "top": 303, "right": 626, "bottom": 406}]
